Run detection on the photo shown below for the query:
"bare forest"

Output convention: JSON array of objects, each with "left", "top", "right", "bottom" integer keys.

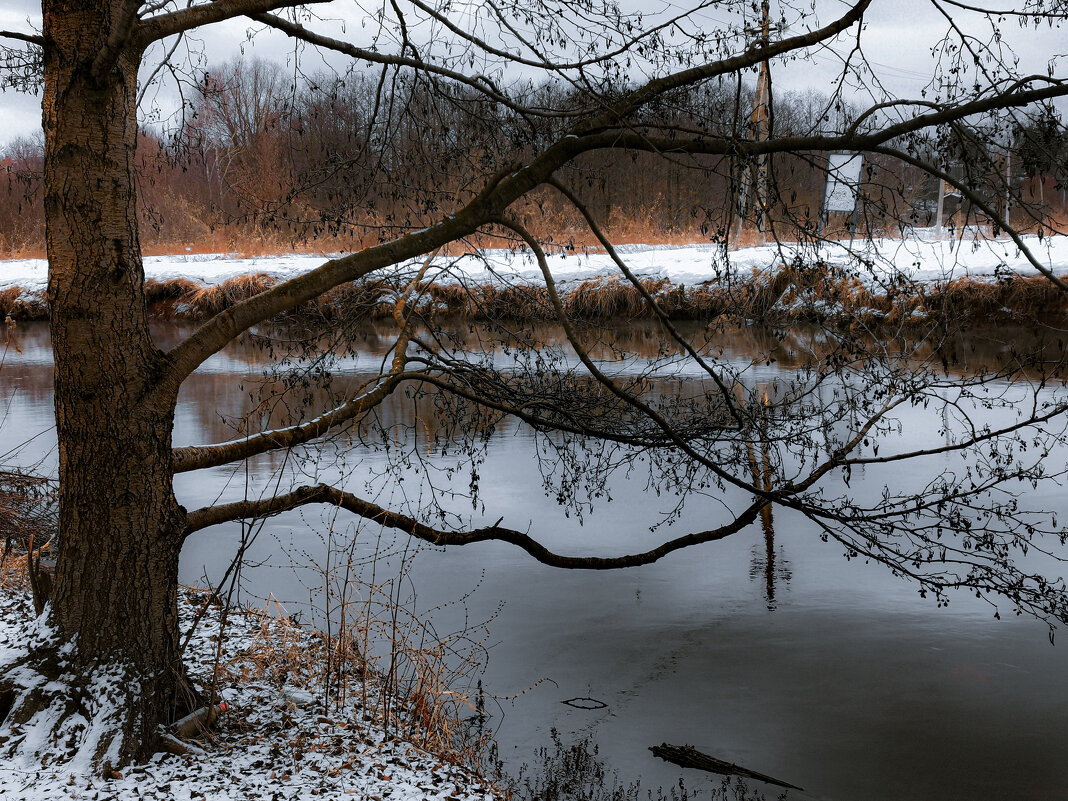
[{"left": 2, "top": 60, "right": 1064, "bottom": 257}]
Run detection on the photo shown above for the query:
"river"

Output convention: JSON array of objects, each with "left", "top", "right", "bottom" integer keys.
[{"left": 3, "top": 319, "right": 1068, "bottom": 801}]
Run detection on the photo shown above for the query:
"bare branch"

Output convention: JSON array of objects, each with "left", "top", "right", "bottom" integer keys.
[
  {"left": 0, "top": 30, "right": 44, "bottom": 46},
  {"left": 247, "top": 12, "right": 547, "bottom": 117},
  {"left": 576, "top": 0, "right": 874, "bottom": 131},
  {"left": 136, "top": 32, "right": 184, "bottom": 107},
  {"left": 160, "top": 164, "right": 531, "bottom": 390},
  {"left": 0, "top": 38, "right": 43, "bottom": 93},
  {"left": 870, "top": 143, "right": 1068, "bottom": 293},
  {"left": 92, "top": 0, "right": 141, "bottom": 79},
  {"left": 135, "top": 0, "right": 333, "bottom": 48},
  {"left": 172, "top": 247, "right": 444, "bottom": 471},
  {"left": 937, "top": 0, "right": 1068, "bottom": 17},
  {"left": 578, "top": 78, "right": 1068, "bottom": 160},
  {"left": 546, "top": 177, "right": 746, "bottom": 430},
  {"left": 492, "top": 212, "right": 779, "bottom": 501},
  {"left": 406, "top": 367, "right": 689, "bottom": 449},
  {"left": 171, "top": 371, "right": 412, "bottom": 472},
  {"left": 183, "top": 483, "right": 767, "bottom": 569},
  {"left": 404, "top": 0, "right": 722, "bottom": 73}
]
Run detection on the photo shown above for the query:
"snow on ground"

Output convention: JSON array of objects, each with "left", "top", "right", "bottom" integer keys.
[
  {"left": 2, "top": 230, "right": 1067, "bottom": 293},
  {"left": 0, "top": 582, "right": 499, "bottom": 801}
]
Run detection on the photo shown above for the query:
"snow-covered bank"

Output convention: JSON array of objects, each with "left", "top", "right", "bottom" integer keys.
[
  {"left": 0, "top": 579, "right": 498, "bottom": 801},
  {"left": 2, "top": 230, "right": 1068, "bottom": 293}
]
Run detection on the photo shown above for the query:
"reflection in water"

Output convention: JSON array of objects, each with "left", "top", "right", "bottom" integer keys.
[
  {"left": 746, "top": 425, "right": 792, "bottom": 609},
  {"left": 4, "top": 321, "right": 1068, "bottom": 801},
  {"left": 742, "top": 386, "right": 794, "bottom": 610},
  {"left": 750, "top": 503, "right": 792, "bottom": 611}
]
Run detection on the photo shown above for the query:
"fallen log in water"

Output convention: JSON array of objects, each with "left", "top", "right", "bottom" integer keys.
[{"left": 649, "top": 743, "right": 803, "bottom": 791}]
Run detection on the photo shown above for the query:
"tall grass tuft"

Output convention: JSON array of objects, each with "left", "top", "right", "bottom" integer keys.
[{"left": 182, "top": 273, "right": 278, "bottom": 317}]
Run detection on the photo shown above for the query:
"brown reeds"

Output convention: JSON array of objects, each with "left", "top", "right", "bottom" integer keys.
[
  {"left": 210, "top": 545, "right": 494, "bottom": 768},
  {"left": 3, "top": 267, "right": 1066, "bottom": 328},
  {"left": 0, "top": 288, "right": 18, "bottom": 320},
  {"left": 144, "top": 277, "right": 201, "bottom": 317},
  {"left": 310, "top": 280, "right": 396, "bottom": 320},
  {"left": 0, "top": 543, "right": 30, "bottom": 594},
  {"left": 0, "top": 470, "right": 56, "bottom": 571},
  {"left": 145, "top": 277, "right": 201, "bottom": 303},
  {"left": 923, "top": 275, "right": 1066, "bottom": 320},
  {"left": 0, "top": 288, "right": 47, "bottom": 321},
  {"left": 181, "top": 273, "right": 278, "bottom": 317},
  {"left": 565, "top": 277, "right": 660, "bottom": 319}
]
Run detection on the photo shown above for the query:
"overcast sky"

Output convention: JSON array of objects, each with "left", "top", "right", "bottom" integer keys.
[{"left": 1, "top": 0, "right": 1065, "bottom": 149}]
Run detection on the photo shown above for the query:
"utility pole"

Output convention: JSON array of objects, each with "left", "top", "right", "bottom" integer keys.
[
  {"left": 1004, "top": 147, "right": 1011, "bottom": 229},
  {"left": 733, "top": 0, "right": 772, "bottom": 246},
  {"left": 935, "top": 175, "right": 945, "bottom": 240},
  {"left": 752, "top": 0, "right": 771, "bottom": 238}
]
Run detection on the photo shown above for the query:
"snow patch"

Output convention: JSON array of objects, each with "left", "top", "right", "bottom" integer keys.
[
  {"left": 3, "top": 231, "right": 1067, "bottom": 295},
  {"left": 0, "top": 585, "right": 499, "bottom": 801}
]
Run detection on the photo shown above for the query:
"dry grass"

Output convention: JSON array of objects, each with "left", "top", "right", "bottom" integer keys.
[
  {"left": 1045, "top": 211, "right": 1068, "bottom": 235},
  {"left": 0, "top": 470, "right": 56, "bottom": 553},
  {"left": 145, "top": 277, "right": 201, "bottom": 302},
  {"left": 566, "top": 277, "right": 655, "bottom": 319},
  {"left": 0, "top": 288, "right": 20, "bottom": 320},
  {"left": 923, "top": 275, "right": 1066, "bottom": 320},
  {"left": 113, "top": 268, "right": 1068, "bottom": 326},
  {"left": 0, "top": 287, "right": 47, "bottom": 321},
  {"left": 0, "top": 244, "right": 45, "bottom": 259},
  {"left": 203, "top": 517, "right": 499, "bottom": 772},
  {"left": 0, "top": 470, "right": 56, "bottom": 611},
  {"left": 304, "top": 280, "right": 397, "bottom": 321},
  {"left": 181, "top": 273, "right": 278, "bottom": 317},
  {"left": 144, "top": 277, "right": 201, "bottom": 317},
  {"left": 0, "top": 543, "right": 30, "bottom": 594},
  {"left": 3, "top": 256, "right": 1066, "bottom": 328},
  {"left": 337, "top": 563, "right": 494, "bottom": 763}
]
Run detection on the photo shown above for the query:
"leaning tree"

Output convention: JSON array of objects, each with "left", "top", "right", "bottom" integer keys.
[{"left": 2, "top": 0, "right": 1068, "bottom": 773}]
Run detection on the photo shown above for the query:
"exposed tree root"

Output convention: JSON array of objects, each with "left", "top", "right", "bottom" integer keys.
[{"left": 0, "top": 612, "right": 184, "bottom": 776}]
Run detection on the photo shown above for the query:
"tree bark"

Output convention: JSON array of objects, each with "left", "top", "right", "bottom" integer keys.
[{"left": 0, "top": 0, "right": 187, "bottom": 768}]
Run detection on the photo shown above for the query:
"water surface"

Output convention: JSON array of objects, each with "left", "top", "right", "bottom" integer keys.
[{"left": 3, "top": 321, "right": 1067, "bottom": 801}]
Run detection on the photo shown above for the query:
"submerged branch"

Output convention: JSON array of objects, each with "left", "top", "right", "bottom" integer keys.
[{"left": 650, "top": 743, "right": 803, "bottom": 791}]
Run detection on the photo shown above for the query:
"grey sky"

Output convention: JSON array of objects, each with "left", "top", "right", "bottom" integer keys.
[{"left": 1, "top": 0, "right": 1066, "bottom": 149}]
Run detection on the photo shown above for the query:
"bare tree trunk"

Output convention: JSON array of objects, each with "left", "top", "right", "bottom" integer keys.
[{"left": 0, "top": 1, "right": 186, "bottom": 770}]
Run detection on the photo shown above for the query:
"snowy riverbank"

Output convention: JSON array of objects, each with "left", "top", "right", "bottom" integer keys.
[
  {"left": 2, "top": 230, "right": 1068, "bottom": 293},
  {"left": 0, "top": 578, "right": 498, "bottom": 801}
]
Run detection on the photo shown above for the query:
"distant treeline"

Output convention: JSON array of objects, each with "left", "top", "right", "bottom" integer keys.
[{"left": 1, "top": 58, "right": 1064, "bottom": 255}]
